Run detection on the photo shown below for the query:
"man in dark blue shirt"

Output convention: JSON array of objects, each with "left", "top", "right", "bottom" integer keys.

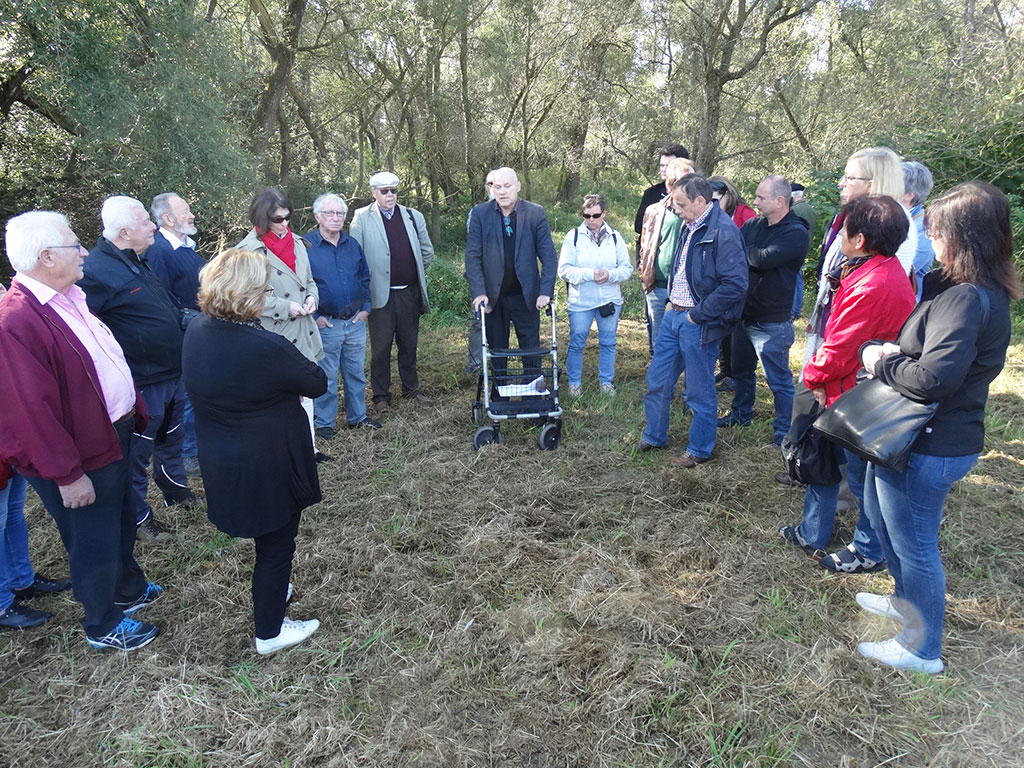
[{"left": 306, "top": 194, "right": 379, "bottom": 437}]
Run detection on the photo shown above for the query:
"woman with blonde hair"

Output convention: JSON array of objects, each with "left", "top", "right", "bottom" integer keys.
[{"left": 183, "top": 248, "right": 327, "bottom": 654}]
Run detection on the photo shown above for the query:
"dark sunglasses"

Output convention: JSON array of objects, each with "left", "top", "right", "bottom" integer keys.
[
  {"left": 269, "top": 214, "right": 291, "bottom": 224},
  {"left": 581, "top": 212, "right": 604, "bottom": 219},
  {"left": 377, "top": 187, "right": 398, "bottom": 195}
]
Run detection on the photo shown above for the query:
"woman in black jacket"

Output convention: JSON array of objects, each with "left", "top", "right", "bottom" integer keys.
[
  {"left": 183, "top": 248, "right": 328, "bottom": 655},
  {"left": 855, "top": 182, "right": 1020, "bottom": 673}
]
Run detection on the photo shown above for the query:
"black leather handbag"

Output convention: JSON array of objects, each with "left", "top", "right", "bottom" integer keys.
[
  {"left": 781, "top": 400, "right": 842, "bottom": 486},
  {"left": 813, "top": 376, "right": 937, "bottom": 472}
]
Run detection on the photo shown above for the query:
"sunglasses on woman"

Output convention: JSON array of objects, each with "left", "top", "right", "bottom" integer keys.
[
  {"left": 269, "top": 214, "right": 291, "bottom": 224},
  {"left": 581, "top": 212, "right": 604, "bottom": 219}
]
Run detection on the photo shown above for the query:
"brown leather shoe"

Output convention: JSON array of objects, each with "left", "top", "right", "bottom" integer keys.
[
  {"left": 774, "top": 470, "right": 804, "bottom": 487},
  {"left": 671, "top": 452, "right": 711, "bottom": 468},
  {"left": 372, "top": 400, "right": 389, "bottom": 414},
  {"left": 405, "top": 391, "right": 432, "bottom": 404}
]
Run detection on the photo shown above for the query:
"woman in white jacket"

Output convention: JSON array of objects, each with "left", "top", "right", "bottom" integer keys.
[{"left": 557, "top": 194, "right": 633, "bottom": 396}]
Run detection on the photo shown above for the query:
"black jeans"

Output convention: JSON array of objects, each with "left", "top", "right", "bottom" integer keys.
[
  {"left": 28, "top": 418, "right": 147, "bottom": 637},
  {"left": 368, "top": 285, "right": 421, "bottom": 403},
  {"left": 485, "top": 291, "right": 542, "bottom": 382},
  {"left": 252, "top": 511, "right": 301, "bottom": 640}
]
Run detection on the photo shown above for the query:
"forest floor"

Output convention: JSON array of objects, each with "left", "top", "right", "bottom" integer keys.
[{"left": 3, "top": 311, "right": 1024, "bottom": 768}]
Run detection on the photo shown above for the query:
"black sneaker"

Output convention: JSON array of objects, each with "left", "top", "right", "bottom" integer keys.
[
  {"left": 137, "top": 516, "right": 173, "bottom": 545},
  {"left": 0, "top": 603, "right": 52, "bottom": 630},
  {"left": 115, "top": 581, "right": 163, "bottom": 615},
  {"left": 779, "top": 525, "right": 823, "bottom": 560},
  {"left": 314, "top": 451, "right": 335, "bottom": 463},
  {"left": 315, "top": 426, "right": 335, "bottom": 440},
  {"left": 86, "top": 617, "right": 159, "bottom": 651},
  {"left": 12, "top": 574, "right": 72, "bottom": 600},
  {"left": 821, "top": 544, "right": 886, "bottom": 574},
  {"left": 348, "top": 418, "right": 381, "bottom": 430}
]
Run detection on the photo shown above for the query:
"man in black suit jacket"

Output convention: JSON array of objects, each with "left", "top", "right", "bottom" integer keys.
[{"left": 464, "top": 167, "right": 557, "bottom": 377}]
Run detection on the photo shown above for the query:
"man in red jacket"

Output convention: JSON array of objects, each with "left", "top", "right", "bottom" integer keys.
[{"left": 0, "top": 211, "right": 163, "bottom": 651}]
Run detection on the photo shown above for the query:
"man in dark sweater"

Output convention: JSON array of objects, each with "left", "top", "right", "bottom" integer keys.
[
  {"left": 720, "top": 175, "right": 810, "bottom": 445},
  {"left": 349, "top": 172, "right": 434, "bottom": 414},
  {"left": 79, "top": 196, "right": 194, "bottom": 545},
  {"left": 633, "top": 143, "right": 690, "bottom": 238},
  {"left": 145, "top": 192, "right": 205, "bottom": 475}
]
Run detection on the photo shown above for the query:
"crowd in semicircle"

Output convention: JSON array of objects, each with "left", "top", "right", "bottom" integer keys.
[{"left": 1, "top": 147, "right": 1019, "bottom": 676}]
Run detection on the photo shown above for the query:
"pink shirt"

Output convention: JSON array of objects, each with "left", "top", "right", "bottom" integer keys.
[{"left": 14, "top": 275, "right": 136, "bottom": 422}]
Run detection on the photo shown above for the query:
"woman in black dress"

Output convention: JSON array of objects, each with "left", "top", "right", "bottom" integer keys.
[{"left": 183, "top": 248, "right": 327, "bottom": 654}]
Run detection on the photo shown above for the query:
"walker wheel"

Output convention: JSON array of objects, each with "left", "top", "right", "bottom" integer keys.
[
  {"left": 538, "top": 422, "right": 561, "bottom": 451},
  {"left": 472, "top": 402, "right": 484, "bottom": 426},
  {"left": 474, "top": 427, "right": 497, "bottom": 450}
]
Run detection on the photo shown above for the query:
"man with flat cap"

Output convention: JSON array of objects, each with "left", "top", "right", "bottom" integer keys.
[{"left": 349, "top": 171, "right": 434, "bottom": 415}]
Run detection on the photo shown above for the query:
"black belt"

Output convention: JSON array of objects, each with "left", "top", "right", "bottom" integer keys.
[{"left": 320, "top": 311, "right": 354, "bottom": 321}]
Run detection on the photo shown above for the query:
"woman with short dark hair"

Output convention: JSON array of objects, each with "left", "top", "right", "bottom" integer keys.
[
  {"left": 238, "top": 189, "right": 330, "bottom": 461},
  {"left": 184, "top": 248, "right": 327, "bottom": 654},
  {"left": 779, "top": 195, "right": 917, "bottom": 573},
  {"left": 557, "top": 194, "right": 632, "bottom": 396},
  {"left": 854, "top": 182, "right": 1019, "bottom": 673}
]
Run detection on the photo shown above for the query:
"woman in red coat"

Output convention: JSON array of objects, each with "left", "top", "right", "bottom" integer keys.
[{"left": 779, "top": 195, "right": 915, "bottom": 573}]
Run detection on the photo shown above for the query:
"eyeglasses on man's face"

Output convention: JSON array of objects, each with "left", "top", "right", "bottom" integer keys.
[
  {"left": 319, "top": 210, "right": 346, "bottom": 218},
  {"left": 376, "top": 188, "right": 398, "bottom": 195}
]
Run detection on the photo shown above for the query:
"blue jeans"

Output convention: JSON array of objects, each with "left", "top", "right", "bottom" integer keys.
[
  {"left": 644, "top": 286, "right": 668, "bottom": 354},
  {"left": 798, "top": 449, "right": 884, "bottom": 562},
  {"left": 567, "top": 304, "right": 621, "bottom": 386},
  {"left": 729, "top": 320, "right": 795, "bottom": 443},
  {"left": 1, "top": 472, "right": 34, "bottom": 613},
  {"left": 182, "top": 395, "right": 197, "bottom": 458},
  {"left": 863, "top": 452, "right": 977, "bottom": 661},
  {"left": 315, "top": 317, "right": 368, "bottom": 427},
  {"left": 642, "top": 309, "right": 719, "bottom": 458},
  {"left": 792, "top": 276, "right": 804, "bottom": 319}
]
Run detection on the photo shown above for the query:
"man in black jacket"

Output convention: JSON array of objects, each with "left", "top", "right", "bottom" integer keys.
[
  {"left": 79, "top": 196, "right": 195, "bottom": 545},
  {"left": 633, "top": 143, "right": 690, "bottom": 238},
  {"left": 719, "top": 175, "right": 809, "bottom": 445}
]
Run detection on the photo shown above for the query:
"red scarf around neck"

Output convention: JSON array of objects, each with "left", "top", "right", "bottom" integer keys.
[{"left": 259, "top": 227, "right": 297, "bottom": 272}]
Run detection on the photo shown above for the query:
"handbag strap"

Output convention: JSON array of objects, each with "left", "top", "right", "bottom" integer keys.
[{"left": 974, "top": 284, "right": 991, "bottom": 329}]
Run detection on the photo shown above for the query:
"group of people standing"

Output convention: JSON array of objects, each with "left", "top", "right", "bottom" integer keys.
[
  {"left": 1, "top": 147, "right": 1019, "bottom": 676},
  {"left": 0, "top": 173, "right": 434, "bottom": 653}
]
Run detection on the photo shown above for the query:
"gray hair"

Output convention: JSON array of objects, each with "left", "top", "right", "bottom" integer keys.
[
  {"left": 151, "top": 193, "right": 179, "bottom": 225},
  {"left": 101, "top": 195, "right": 147, "bottom": 241},
  {"left": 312, "top": 193, "right": 348, "bottom": 216},
  {"left": 765, "top": 174, "right": 792, "bottom": 205},
  {"left": 902, "top": 161, "right": 935, "bottom": 207},
  {"left": 4, "top": 211, "right": 71, "bottom": 273}
]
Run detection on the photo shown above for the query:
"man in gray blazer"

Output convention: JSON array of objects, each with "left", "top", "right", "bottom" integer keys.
[
  {"left": 350, "top": 172, "right": 434, "bottom": 415},
  {"left": 464, "top": 167, "right": 557, "bottom": 378}
]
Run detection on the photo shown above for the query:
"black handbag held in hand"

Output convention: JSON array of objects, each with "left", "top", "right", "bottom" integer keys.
[{"left": 780, "top": 400, "right": 842, "bottom": 486}]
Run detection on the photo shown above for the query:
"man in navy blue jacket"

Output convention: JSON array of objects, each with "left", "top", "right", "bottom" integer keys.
[
  {"left": 79, "top": 196, "right": 194, "bottom": 545},
  {"left": 638, "top": 174, "right": 748, "bottom": 467},
  {"left": 464, "top": 167, "right": 557, "bottom": 378},
  {"left": 306, "top": 193, "right": 379, "bottom": 437},
  {"left": 146, "top": 193, "right": 206, "bottom": 474}
]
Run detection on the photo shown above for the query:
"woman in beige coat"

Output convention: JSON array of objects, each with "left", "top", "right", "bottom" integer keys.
[{"left": 237, "top": 188, "right": 330, "bottom": 461}]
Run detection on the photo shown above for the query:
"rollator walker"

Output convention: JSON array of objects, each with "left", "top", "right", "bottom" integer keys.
[{"left": 471, "top": 302, "right": 563, "bottom": 450}]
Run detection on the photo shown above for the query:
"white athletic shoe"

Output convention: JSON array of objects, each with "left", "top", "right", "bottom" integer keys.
[
  {"left": 255, "top": 617, "right": 320, "bottom": 655},
  {"left": 856, "top": 592, "right": 905, "bottom": 623},
  {"left": 857, "top": 637, "right": 943, "bottom": 674}
]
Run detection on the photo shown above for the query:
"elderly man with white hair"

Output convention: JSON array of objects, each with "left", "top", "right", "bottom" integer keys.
[
  {"left": 0, "top": 211, "right": 162, "bottom": 650},
  {"left": 350, "top": 172, "right": 434, "bottom": 415},
  {"left": 79, "top": 195, "right": 194, "bottom": 545},
  {"left": 304, "top": 192, "right": 378, "bottom": 437}
]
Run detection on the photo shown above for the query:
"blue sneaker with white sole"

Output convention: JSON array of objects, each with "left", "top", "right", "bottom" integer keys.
[
  {"left": 115, "top": 582, "right": 163, "bottom": 615},
  {"left": 86, "top": 617, "right": 159, "bottom": 651}
]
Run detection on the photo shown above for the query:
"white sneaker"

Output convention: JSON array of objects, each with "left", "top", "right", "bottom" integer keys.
[
  {"left": 857, "top": 637, "right": 943, "bottom": 674},
  {"left": 568, "top": 384, "right": 582, "bottom": 397},
  {"left": 601, "top": 383, "right": 616, "bottom": 396},
  {"left": 255, "top": 617, "right": 320, "bottom": 655},
  {"left": 856, "top": 592, "right": 904, "bottom": 623}
]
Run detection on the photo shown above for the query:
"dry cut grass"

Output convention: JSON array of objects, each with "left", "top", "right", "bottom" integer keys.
[{"left": 2, "top": 314, "right": 1024, "bottom": 768}]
